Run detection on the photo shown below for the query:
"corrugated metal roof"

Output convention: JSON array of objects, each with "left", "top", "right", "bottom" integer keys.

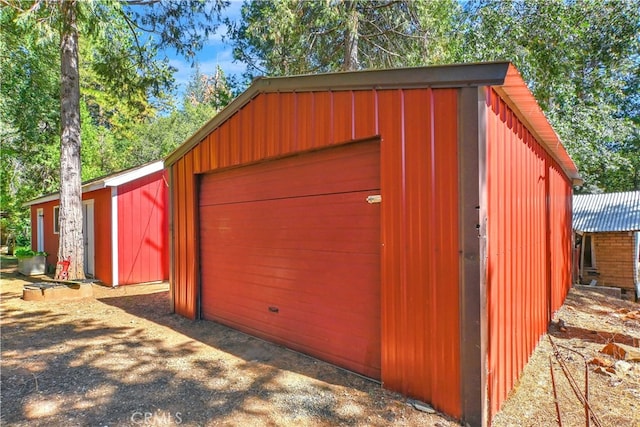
[
  {"left": 573, "top": 191, "right": 640, "bottom": 232},
  {"left": 164, "top": 62, "right": 580, "bottom": 185}
]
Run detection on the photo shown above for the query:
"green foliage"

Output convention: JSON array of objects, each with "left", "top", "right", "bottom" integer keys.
[
  {"left": 80, "top": 100, "right": 127, "bottom": 181},
  {"left": 127, "top": 103, "right": 213, "bottom": 165},
  {"left": 125, "top": 0, "right": 230, "bottom": 59},
  {"left": 228, "top": 0, "right": 463, "bottom": 78},
  {"left": 129, "top": 66, "right": 236, "bottom": 165},
  {"left": 13, "top": 247, "right": 47, "bottom": 259},
  {"left": 81, "top": 2, "right": 174, "bottom": 119},
  {"left": 11, "top": 233, "right": 31, "bottom": 249},
  {"left": 1, "top": 6, "right": 61, "bottom": 241},
  {"left": 229, "top": 0, "right": 639, "bottom": 193},
  {"left": 2, "top": 0, "right": 637, "bottom": 250},
  {"left": 1, "top": 0, "right": 230, "bottom": 244},
  {"left": 458, "top": 0, "right": 640, "bottom": 192}
]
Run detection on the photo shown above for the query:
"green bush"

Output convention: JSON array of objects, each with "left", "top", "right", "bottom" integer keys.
[
  {"left": 15, "top": 234, "right": 31, "bottom": 248},
  {"left": 13, "top": 247, "right": 47, "bottom": 259}
]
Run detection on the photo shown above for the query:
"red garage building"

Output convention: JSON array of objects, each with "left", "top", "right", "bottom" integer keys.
[
  {"left": 165, "top": 62, "right": 580, "bottom": 425},
  {"left": 25, "top": 161, "right": 169, "bottom": 286}
]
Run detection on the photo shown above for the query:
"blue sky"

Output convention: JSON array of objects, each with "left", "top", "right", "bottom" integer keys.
[{"left": 163, "top": 1, "right": 248, "bottom": 99}]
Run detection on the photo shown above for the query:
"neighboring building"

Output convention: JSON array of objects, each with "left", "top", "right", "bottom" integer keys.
[
  {"left": 573, "top": 191, "right": 640, "bottom": 299},
  {"left": 164, "top": 62, "right": 580, "bottom": 426},
  {"left": 24, "top": 161, "right": 169, "bottom": 287}
]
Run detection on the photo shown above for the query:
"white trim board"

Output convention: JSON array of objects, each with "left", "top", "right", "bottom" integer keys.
[{"left": 23, "top": 161, "right": 164, "bottom": 206}]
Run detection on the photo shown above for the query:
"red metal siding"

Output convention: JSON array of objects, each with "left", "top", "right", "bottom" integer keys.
[
  {"left": 199, "top": 141, "right": 381, "bottom": 378},
  {"left": 314, "top": 92, "right": 333, "bottom": 146},
  {"left": 171, "top": 155, "right": 198, "bottom": 319},
  {"left": 116, "top": 170, "right": 169, "bottom": 285},
  {"left": 549, "top": 165, "right": 573, "bottom": 311},
  {"left": 379, "top": 88, "right": 461, "bottom": 417},
  {"left": 485, "top": 88, "right": 573, "bottom": 418},
  {"left": 170, "top": 88, "right": 463, "bottom": 416}
]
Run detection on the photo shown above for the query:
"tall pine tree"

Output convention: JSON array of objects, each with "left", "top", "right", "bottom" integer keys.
[{"left": 3, "top": 0, "right": 229, "bottom": 278}]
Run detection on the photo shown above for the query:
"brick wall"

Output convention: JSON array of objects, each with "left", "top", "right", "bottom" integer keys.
[{"left": 586, "top": 232, "right": 636, "bottom": 289}]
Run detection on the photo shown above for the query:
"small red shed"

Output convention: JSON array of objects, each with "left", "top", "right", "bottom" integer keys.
[
  {"left": 165, "top": 62, "right": 580, "bottom": 425},
  {"left": 25, "top": 161, "right": 169, "bottom": 286}
]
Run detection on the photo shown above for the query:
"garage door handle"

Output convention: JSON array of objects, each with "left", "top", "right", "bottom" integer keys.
[
  {"left": 366, "top": 195, "right": 381, "bottom": 204},
  {"left": 269, "top": 306, "right": 279, "bottom": 313}
]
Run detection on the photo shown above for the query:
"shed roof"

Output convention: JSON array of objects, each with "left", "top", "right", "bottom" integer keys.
[
  {"left": 23, "top": 160, "right": 164, "bottom": 206},
  {"left": 165, "top": 61, "right": 580, "bottom": 183},
  {"left": 573, "top": 191, "right": 640, "bottom": 232}
]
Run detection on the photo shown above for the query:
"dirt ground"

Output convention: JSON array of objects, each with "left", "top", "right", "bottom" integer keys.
[
  {"left": 0, "top": 258, "right": 458, "bottom": 427},
  {"left": 493, "top": 288, "right": 640, "bottom": 427},
  {"left": 1, "top": 256, "right": 639, "bottom": 426}
]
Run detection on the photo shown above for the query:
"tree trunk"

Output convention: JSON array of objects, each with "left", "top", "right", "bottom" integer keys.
[
  {"left": 343, "top": 1, "right": 359, "bottom": 71},
  {"left": 57, "top": 0, "right": 85, "bottom": 281}
]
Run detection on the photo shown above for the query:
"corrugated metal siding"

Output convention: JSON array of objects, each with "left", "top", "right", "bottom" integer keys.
[
  {"left": 170, "top": 88, "right": 462, "bottom": 416},
  {"left": 117, "top": 170, "right": 169, "bottom": 285},
  {"left": 171, "top": 153, "right": 198, "bottom": 319},
  {"left": 485, "top": 88, "right": 572, "bottom": 418},
  {"left": 380, "top": 88, "right": 461, "bottom": 417},
  {"left": 549, "top": 165, "right": 573, "bottom": 311},
  {"left": 573, "top": 191, "right": 640, "bottom": 232}
]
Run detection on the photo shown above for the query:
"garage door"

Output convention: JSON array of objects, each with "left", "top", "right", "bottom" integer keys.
[{"left": 199, "top": 141, "right": 381, "bottom": 379}]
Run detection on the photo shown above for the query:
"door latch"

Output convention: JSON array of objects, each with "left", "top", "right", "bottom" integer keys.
[{"left": 366, "top": 195, "right": 382, "bottom": 204}]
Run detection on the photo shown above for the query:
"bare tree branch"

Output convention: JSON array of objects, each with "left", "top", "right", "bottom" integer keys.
[
  {"left": 118, "top": 9, "right": 148, "bottom": 64},
  {"left": 367, "top": 39, "right": 401, "bottom": 58},
  {"left": 122, "top": 0, "right": 160, "bottom": 5}
]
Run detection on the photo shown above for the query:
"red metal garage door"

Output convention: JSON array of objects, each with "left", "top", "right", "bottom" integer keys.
[{"left": 199, "top": 140, "right": 381, "bottom": 379}]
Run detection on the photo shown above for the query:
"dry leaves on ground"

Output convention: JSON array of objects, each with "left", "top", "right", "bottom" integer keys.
[{"left": 493, "top": 288, "right": 640, "bottom": 427}]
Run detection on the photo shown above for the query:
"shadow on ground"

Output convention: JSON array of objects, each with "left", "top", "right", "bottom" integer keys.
[
  {"left": 99, "top": 290, "right": 378, "bottom": 389},
  {"left": 2, "top": 266, "right": 451, "bottom": 427}
]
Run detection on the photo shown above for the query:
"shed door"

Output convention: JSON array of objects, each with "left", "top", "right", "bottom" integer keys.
[
  {"left": 36, "top": 208, "right": 44, "bottom": 253},
  {"left": 199, "top": 141, "right": 381, "bottom": 379},
  {"left": 82, "top": 200, "right": 95, "bottom": 277}
]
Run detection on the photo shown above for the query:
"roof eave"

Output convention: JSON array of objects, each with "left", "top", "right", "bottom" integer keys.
[
  {"left": 575, "top": 227, "right": 640, "bottom": 233},
  {"left": 22, "top": 160, "right": 165, "bottom": 207},
  {"left": 493, "top": 64, "right": 581, "bottom": 184},
  {"left": 103, "top": 160, "right": 164, "bottom": 187},
  {"left": 22, "top": 194, "right": 60, "bottom": 207}
]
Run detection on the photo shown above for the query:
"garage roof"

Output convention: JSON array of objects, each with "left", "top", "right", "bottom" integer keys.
[
  {"left": 165, "top": 62, "right": 580, "bottom": 183},
  {"left": 573, "top": 191, "right": 640, "bottom": 232}
]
